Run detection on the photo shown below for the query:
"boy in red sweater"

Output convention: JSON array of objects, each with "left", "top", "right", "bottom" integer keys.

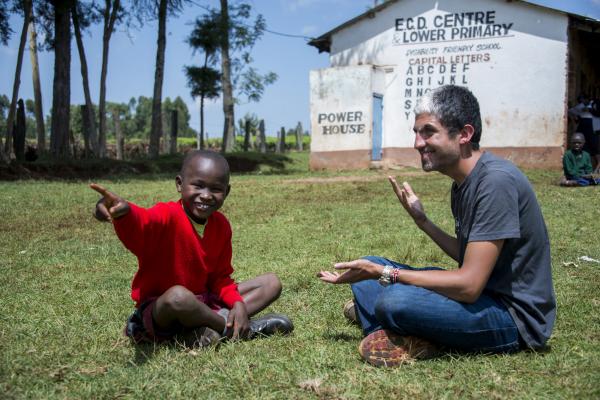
[{"left": 91, "top": 150, "right": 292, "bottom": 345}]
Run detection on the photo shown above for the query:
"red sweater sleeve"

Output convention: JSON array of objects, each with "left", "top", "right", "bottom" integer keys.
[{"left": 112, "top": 202, "right": 167, "bottom": 256}]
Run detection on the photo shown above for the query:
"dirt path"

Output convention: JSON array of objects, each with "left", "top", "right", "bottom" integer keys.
[{"left": 282, "top": 171, "right": 427, "bottom": 184}]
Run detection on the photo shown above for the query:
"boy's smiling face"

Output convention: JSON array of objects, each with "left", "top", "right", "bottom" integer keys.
[
  {"left": 176, "top": 155, "right": 230, "bottom": 224},
  {"left": 569, "top": 133, "right": 585, "bottom": 154}
]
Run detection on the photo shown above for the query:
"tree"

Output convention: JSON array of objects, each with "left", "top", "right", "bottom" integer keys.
[
  {"left": 4, "top": 0, "right": 32, "bottom": 159},
  {"left": 238, "top": 112, "right": 258, "bottom": 152},
  {"left": 219, "top": 0, "right": 235, "bottom": 153},
  {"left": 97, "top": 0, "right": 122, "bottom": 158},
  {"left": 0, "top": 2, "right": 12, "bottom": 46},
  {"left": 28, "top": 16, "right": 45, "bottom": 153},
  {"left": 72, "top": 1, "right": 99, "bottom": 156},
  {"left": 49, "top": 0, "right": 75, "bottom": 158},
  {"left": 217, "top": 1, "right": 276, "bottom": 153},
  {"left": 133, "top": 0, "right": 185, "bottom": 158},
  {"left": 186, "top": 11, "right": 221, "bottom": 150}
]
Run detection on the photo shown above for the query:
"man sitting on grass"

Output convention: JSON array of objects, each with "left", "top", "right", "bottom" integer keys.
[
  {"left": 91, "top": 150, "right": 293, "bottom": 346},
  {"left": 318, "top": 85, "right": 556, "bottom": 367},
  {"left": 561, "top": 132, "right": 600, "bottom": 186}
]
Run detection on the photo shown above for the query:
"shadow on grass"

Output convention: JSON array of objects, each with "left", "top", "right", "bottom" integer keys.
[
  {"left": 129, "top": 342, "right": 159, "bottom": 366},
  {"left": 322, "top": 331, "right": 362, "bottom": 342},
  {"left": 0, "top": 152, "right": 296, "bottom": 181}
]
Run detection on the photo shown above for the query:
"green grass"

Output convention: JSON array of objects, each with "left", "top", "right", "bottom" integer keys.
[{"left": 1, "top": 154, "right": 599, "bottom": 399}]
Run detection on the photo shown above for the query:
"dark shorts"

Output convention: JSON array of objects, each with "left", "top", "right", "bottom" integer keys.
[{"left": 124, "top": 292, "right": 226, "bottom": 343}]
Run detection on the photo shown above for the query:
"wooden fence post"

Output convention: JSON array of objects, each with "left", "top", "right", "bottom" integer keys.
[
  {"left": 113, "top": 110, "right": 124, "bottom": 160},
  {"left": 243, "top": 118, "right": 251, "bottom": 152},
  {"left": 258, "top": 119, "right": 267, "bottom": 153},
  {"left": 275, "top": 126, "right": 282, "bottom": 153},
  {"left": 279, "top": 127, "right": 286, "bottom": 153},
  {"left": 14, "top": 99, "right": 26, "bottom": 161},
  {"left": 170, "top": 109, "right": 178, "bottom": 155},
  {"left": 295, "top": 121, "right": 303, "bottom": 151}
]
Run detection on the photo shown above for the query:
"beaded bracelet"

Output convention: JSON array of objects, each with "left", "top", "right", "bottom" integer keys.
[{"left": 391, "top": 268, "right": 400, "bottom": 284}]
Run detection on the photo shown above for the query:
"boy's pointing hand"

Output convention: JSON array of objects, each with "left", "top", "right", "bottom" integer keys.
[{"left": 90, "top": 183, "right": 130, "bottom": 222}]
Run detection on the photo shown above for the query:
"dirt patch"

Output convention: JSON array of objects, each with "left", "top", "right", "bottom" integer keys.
[{"left": 284, "top": 170, "right": 427, "bottom": 184}]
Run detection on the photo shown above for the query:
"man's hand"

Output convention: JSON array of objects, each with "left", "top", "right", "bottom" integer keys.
[
  {"left": 227, "top": 301, "right": 250, "bottom": 340},
  {"left": 317, "top": 259, "right": 384, "bottom": 285},
  {"left": 388, "top": 177, "right": 427, "bottom": 226},
  {"left": 90, "top": 183, "right": 130, "bottom": 222}
]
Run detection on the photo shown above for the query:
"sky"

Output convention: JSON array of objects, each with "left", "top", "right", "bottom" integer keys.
[{"left": 1, "top": 0, "right": 600, "bottom": 138}]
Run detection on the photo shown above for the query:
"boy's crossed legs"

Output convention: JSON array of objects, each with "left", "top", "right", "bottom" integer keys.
[{"left": 128, "top": 273, "right": 293, "bottom": 345}]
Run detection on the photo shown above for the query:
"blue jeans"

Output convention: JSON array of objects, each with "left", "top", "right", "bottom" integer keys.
[{"left": 351, "top": 256, "right": 521, "bottom": 353}]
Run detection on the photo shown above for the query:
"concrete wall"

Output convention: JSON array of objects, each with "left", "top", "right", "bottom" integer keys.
[{"left": 310, "top": 0, "right": 569, "bottom": 169}]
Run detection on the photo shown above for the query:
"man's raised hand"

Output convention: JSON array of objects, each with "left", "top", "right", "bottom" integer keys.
[
  {"left": 90, "top": 183, "right": 130, "bottom": 222},
  {"left": 388, "top": 177, "right": 427, "bottom": 226}
]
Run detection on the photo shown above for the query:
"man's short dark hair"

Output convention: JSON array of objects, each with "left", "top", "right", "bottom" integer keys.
[{"left": 414, "top": 85, "right": 482, "bottom": 150}]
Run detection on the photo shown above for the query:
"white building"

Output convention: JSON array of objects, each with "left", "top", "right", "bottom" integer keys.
[{"left": 308, "top": 0, "right": 600, "bottom": 170}]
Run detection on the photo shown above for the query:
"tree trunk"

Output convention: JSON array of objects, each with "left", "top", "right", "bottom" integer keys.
[
  {"left": 199, "top": 95, "right": 205, "bottom": 150},
  {"left": 98, "top": 0, "right": 120, "bottom": 158},
  {"left": 50, "top": 1, "right": 73, "bottom": 158},
  {"left": 72, "top": 5, "right": 98, "bottom": 157},
  {"left": 5, "top": 0, "right": 32, "bottom": 157},
  {"left": 113, "top": 110, "right": 124, "bottom": 160},
  {"left": 295, "top": 121, "right": 303, "bottom": 151},
  {"left": 28, "top": 19, "right": 46, "bottom": 154},
  {"left": 149, "top": 0, "right": 167, "bottom": 159},
  {"left": 220, "top": 0, "right": 235, "bottom": 153}
]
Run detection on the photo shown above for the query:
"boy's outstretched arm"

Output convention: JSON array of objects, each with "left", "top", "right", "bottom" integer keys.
[{"left": 90, "top": 183, "right": 130, "bottom": 222}]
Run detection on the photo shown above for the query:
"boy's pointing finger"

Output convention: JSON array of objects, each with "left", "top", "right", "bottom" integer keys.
[
  {"left": 90, "top": 183, "right": 118, "bottom": 201},
  {"left": 90, "top": 183, "right": 109, "bottom": 197}
]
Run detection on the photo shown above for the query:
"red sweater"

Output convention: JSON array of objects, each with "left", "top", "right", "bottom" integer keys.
[{"left": 113, "top": 200, "right": 243, "bottom": 308}]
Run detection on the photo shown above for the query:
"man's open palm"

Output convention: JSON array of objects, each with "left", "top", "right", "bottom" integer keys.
[{"left": 388, "top": 177, "right": 427, "bottom": 225}]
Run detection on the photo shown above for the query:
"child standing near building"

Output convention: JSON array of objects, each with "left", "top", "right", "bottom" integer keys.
[
  {"left": 561, "top": 132, "right": 600, "bottom": 186},
  {"left": 91, "top": 150, "right": 293, "bottom": 345}
]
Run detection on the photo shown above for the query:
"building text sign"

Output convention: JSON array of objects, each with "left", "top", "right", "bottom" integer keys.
[
  {"left": 393, "top": 9, "right": 515, "bottom": 119},
  {"left": 393, "top": 11, "right": 513, "bottom": 44},
  {"left": 317, "top": 111, "right": 366, "bottom": 135}
]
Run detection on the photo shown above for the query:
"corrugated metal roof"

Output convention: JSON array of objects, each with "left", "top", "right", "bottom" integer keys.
[{"left": 308, "top": 0, "right": 600, "bottom": 53}]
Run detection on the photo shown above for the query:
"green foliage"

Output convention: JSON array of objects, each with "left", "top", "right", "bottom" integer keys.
[
  {"left": 236, "top": 112, "right": 259, "bottom": 136},
  {"left": 185, "top": 66, "right": 221, "bottom": 100},
  {"left": 0, "top": 165, "right": 599, "bottom": 398}
]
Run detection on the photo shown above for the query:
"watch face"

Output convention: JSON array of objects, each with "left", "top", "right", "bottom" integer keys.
[{"left": 378, "top": 276, "right": 391, "bottom": 286}]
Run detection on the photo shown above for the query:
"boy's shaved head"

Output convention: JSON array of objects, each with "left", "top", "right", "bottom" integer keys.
[
  {"left": 571, "top": 132, "right": 585, "bottom": 143},
  {"left": 180, "top": 150, "right": 230, "bottom": 183}
]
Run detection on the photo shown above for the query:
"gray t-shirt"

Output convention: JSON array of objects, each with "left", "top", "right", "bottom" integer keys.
[{"left": 451, "top": 152, "right": 556, "bottom": 349}]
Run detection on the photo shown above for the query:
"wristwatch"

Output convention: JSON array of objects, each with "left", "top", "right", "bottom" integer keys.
[{"left": 378, "top": 266, "right": 392, "bottom": 286}]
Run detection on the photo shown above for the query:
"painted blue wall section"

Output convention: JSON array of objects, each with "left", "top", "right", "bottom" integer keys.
[{"left": 372, "top": 94, "right": 383, "bottom": 161}]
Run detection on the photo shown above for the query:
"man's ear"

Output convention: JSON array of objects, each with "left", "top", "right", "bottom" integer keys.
[
  {"left": 225, "top": 184, "right": 231, "bottom": 197},
  {"left": 459, "top": 124, "right": 475, "bottom": 145},
  {"left": 175, "top": 175, "right": 183, "bottom": 193}
]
